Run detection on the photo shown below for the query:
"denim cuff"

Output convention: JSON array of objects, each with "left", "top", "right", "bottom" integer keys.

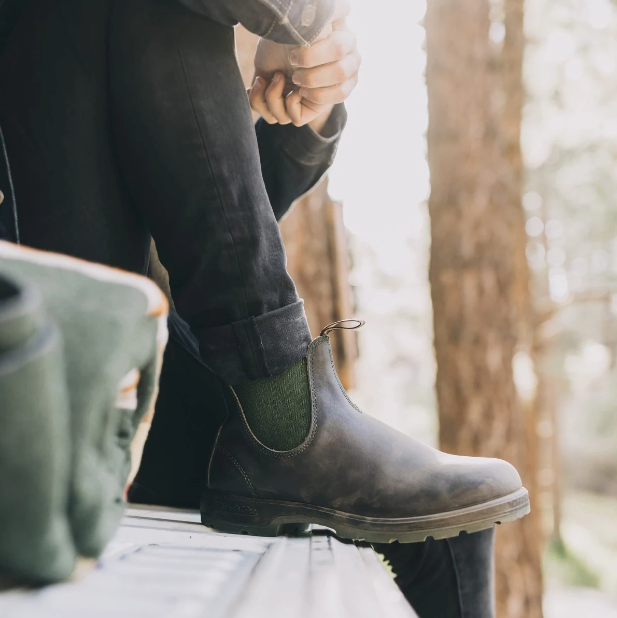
[
  {"left": 195, "top": 300, "right": 312, "bottom": 384},
  {"left": 278, "top": 103, "right": 347, "bottom": 166},
  {"left": 261, "top": 0, "right": 336, "bottom": 46}
]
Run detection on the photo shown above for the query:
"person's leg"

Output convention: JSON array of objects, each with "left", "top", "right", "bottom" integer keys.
[
  {"left": 0, "top": 0, "right": 312, "bottom": 387},
  {"left": 447, "top": 529, "right": 495, "bottom": 618},
  {"left": 109, "top": 0, "right": 311, "bottom": 384},
  {"left": 374, "top": 528, "right": 495, "bottom": 618},
  {"left": 109, "top": 2, "right": 527, "bottom": 544},
  {"left": 129, "top": 309, "right": 227, "bottom": 509},
  {"left": 0, "top": 0, "right": 150, "bottom": 273}
]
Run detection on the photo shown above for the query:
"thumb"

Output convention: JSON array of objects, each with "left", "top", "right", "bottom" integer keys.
[
  {"left": 285, "top": 90, "right": 305, "bottom": 126},
  {"left": 285, "top": 90, "right": 320, "bottom": 126}
]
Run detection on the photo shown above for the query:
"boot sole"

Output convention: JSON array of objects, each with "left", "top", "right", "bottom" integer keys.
[{"left": 200, "top": 486, "right": 530, "bottom": 543}]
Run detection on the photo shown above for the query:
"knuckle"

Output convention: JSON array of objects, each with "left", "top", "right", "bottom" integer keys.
[
  {"left": 309, "top": 72, "right": 322, "bottom": 88},
  {"left": 333, "top": 39, "right": 346, "bottom": 58},
  {"left": 301, "top": 72, "right": 314, "bottom": 88},
  {"left": 310, "top": 72, "right": 324, "bottom": 88},
  {"left": 334, "top": 64, "right": 348, "bottom": 82},
  {"left": 335, "top": 86, "right": 348, "bottom": 102},
  {"left": 345, "top": 79, "right": 357, "bottom": 97}
]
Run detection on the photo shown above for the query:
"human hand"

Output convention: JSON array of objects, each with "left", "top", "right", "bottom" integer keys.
[
  {"left": 251, "top": 0, "right": 351, "bottom": 82},
  {"left": 249, "top": 0, "right": 360, "bottom": 129}
]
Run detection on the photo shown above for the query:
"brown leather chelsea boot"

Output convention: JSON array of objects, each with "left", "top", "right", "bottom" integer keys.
[{"left": 201, "top": 322, "right": 530, "bottom": 543}]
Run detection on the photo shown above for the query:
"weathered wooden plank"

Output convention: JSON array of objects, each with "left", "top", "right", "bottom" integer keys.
[{"left": 0, "top": 506, "right": 417, "bottom": 618}]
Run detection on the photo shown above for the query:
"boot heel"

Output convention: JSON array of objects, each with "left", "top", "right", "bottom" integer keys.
[{"left": 200, "top": 490, "right": 310, "bottom": 537}]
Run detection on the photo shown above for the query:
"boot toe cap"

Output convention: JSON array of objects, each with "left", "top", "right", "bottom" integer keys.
[{"left": 447, "top": 456, "right": 523, "bottom": 510}]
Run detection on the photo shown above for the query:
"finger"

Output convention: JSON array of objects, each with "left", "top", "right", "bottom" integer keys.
[
  {"left": 249, "top": 76, "right": 278, "bottom": 124},
  {"left": 292, "top": 50, "right": 361, "bottom": 89},
  {"left": 299, "top": 72, "right": 359, "bottom": 105},
  {"left": 285, "top": 89, "right": 303, "bottom": 126},
  {"left": 288, "top": 29, "right": 356, "bottom": 68},
  {"left": 285, "top": 89, "right": 320, "bottom": 127},
  {"left": 265, "top": 72, "right": 292, "bottom": 124}
]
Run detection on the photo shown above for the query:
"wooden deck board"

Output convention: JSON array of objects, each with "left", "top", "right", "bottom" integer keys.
[{"left": 0, "top": 505, "right": 418, "bottom": 618}]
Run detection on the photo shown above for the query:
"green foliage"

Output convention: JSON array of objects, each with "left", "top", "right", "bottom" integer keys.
[{"left": 545, "top": 536, "right": 600, "bottom": 589}]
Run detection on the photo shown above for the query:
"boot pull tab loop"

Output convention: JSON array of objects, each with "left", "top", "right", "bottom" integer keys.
[{"left": 320, "top": 319, "right": 366, "bottom": 337}]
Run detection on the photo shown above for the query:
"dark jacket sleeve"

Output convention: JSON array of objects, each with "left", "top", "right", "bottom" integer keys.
[
  {"left": 175, "top": 0, "right": 335, "bottom": 45},
  {"left": 256, "top": 104, "right": 346, "bottom": 222}
]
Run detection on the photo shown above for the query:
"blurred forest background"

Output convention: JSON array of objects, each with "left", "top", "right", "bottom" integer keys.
[{"left": 237, "top": 0, "right": 617, "bottom": 616}]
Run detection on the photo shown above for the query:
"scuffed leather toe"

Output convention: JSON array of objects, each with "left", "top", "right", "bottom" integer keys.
[{"left": 437, "top": 455, "right": 523, "bottom": 512}]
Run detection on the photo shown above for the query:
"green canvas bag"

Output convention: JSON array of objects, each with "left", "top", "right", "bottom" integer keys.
[
  {"left": 0, "top": 241, "right": 168, "bottom": 583},
  {"left": 0, "top": 272, "right": 75, "bottom": 585}
]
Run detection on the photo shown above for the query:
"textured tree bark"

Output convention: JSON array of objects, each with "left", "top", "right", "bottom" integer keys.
[
  {"left": 425, "top": 0, "right": 543, "bottom": 615},
  {"left": 500, "top": 2, "right": 545, "bottom": 614},
  {"left": 502, "top": 0, "right": 546, "bottom": 611}
]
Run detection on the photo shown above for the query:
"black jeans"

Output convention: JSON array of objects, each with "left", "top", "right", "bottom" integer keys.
[
  {"left": 0, "top": 0, "right": 348, "bottom": 384},
  {"left": 375, "top": 528, "right": 496, "bottom": 618}
]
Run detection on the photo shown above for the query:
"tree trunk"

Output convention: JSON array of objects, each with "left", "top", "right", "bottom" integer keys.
[
  {"left": 425, "top": 0, "right": 544, "bottom": 615},
  {"left": 500, "top": 0, "right": 545, "bottom": 612}
]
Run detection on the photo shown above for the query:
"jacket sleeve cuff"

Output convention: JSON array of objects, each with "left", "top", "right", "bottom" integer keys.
[
  {"left": 176, "top": 0, "right": 334, "bottom": 45},
  {"left": 277, "top": 103, "right": 347, "bottom": 166},
  {"left": 260, "top": 0, "right": 336, "bottom": 45}
]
